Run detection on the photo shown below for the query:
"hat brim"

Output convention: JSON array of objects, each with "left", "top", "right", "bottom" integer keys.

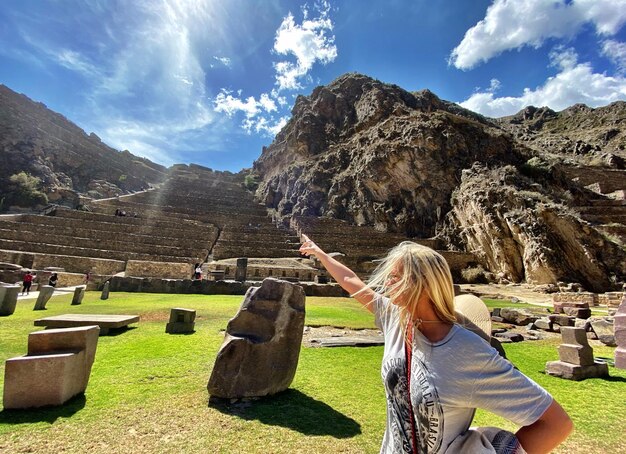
[{"left": 454, "top": 294, "right": 492, "bottom": 342}]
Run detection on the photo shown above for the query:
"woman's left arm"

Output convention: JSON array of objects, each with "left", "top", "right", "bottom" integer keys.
[{"left": 515, "top": 399, "right": 573, "bottom": 453}]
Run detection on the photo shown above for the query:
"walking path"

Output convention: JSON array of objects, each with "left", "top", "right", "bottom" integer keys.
[{"left": 16, "top": 285, "right": 83, "bottom": 301}]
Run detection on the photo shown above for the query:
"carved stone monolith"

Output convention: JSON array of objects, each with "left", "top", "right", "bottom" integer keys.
[
  {"left": 100, "top": 281, "right": 110, "bottom": 300},
  {"left": 71, "top": 285, "right": 86, "bottom": 305},
  {"left": 0, "top": 284, "right": 20, "bottom": 316},
  {"left": 207, "top": 278, "right": 305, "bottom": 399},
  {"left": 33, "top": 285, "right": 54, "bottom": 310}
]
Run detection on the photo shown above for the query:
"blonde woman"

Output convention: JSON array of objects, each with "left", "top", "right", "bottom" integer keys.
[{"left": 299, "top": 236, "right": 572, "bottom": 454}]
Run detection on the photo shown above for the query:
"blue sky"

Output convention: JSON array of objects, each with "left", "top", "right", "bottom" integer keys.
[{"left": 1, "top": 0, "right": 626, "bottom": 172}]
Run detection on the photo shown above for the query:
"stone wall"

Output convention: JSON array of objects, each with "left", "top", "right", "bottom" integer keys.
[
  {"left": 107, "top": 276, "right": 347, "bottom": 297},
  {"left": 125, "top": 260, "right": 192, "bottom": 279},
  {"left": 598, "top": 292, "right": 625, "bottom": 308},
  {"left": 32, "top": 253, "right": 125, "bottom": 275},
  {"left": 553, "top": 292, "right": 598, "bottom": 306}
]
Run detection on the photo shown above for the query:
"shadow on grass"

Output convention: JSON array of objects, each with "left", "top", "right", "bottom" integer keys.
[
  {"left": 209, "top": 389, "right": 361, "bottom": 438},
  {"left": 0, "top": 393, "right": 86, "bottom": 424}
]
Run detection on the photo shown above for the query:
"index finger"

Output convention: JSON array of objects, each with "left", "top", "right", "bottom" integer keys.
[{"left": 301, "top": 234, "right": 310, "bottom": 243}]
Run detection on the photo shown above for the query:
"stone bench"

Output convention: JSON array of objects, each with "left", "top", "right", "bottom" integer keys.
[
  {"left": 34, "top": 314, "right": 140, "bottom": 335},
  {"left": 3, "top": 325, "right": 100, "bottom": 409}
]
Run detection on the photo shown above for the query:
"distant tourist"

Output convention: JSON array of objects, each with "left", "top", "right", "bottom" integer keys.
[
  {"left": 115, "top": 208, "right": 120, "bottom": 216},
  {"left": 48, "top": 272, "right": 58, "bottom": 288},
  {"left": 21, "top": 271, "right": 35, "bottom": 296},
  {"left": 193, "top": 263, "right": 202, "bottom": 280},
  {"left": 84, "top": 271, "right": 92, "bottom": 285}
]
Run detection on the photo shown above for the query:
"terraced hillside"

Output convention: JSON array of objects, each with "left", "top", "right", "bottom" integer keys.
[{"left": 0, "top": 164, "right": 476, "bottom": 283}]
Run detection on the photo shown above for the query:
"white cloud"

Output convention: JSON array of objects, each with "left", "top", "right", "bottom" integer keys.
[
  {"left": 602, "top": 39, "right": 626, "bottom": 74},
  {"left": 273, "top": 1, "right": 337, "bottom": 90},
  {"left": 213, "top": 90, "right": 279, "bottom": 117},
  {"left": 212, "top": 56, "right": 232, "bottom": 67},
  {"left": 55, "top": 49, "right": 101, "bottom": 77},
  {"left": 450, "top": 0, "right": 626, "bottom": 70},
  {"left": 459, "top": 48, "right": 626, "bottom": 117},
  {"left": 243, "top": 115, "right": 289, "bottom": 136}
]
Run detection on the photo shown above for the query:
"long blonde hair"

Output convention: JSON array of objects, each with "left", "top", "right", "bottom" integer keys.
[{"left": 365, "top": 241, "right": 456, "bottom": 333}]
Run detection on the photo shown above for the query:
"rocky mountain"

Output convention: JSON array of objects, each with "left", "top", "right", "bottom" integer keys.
[
  {"left": 0, "top": 84, "right": 167, "bottom": 211},
  {"left": 253, "top": 73, "right": 626, "bottom": 291}
]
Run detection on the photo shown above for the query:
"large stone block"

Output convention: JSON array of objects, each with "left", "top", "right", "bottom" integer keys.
[
  {"left": 500, "top": 307, "right": 537, "bottom": 326},
  {"left": 166, "top": 308, "right": 196, "bottom": 334},
  {"left": 545, "top": 360, "right": 609, "bottom": 380},
  {"left": 0, "top": 284, "right": 20, "bottom": 316},
  {"left": 3, "top": 325, "right": 100, "bottom": 409},
  {"left": 558, "top": 327, "right": 595, "bottom": 366},
  {"left": 33, "top": 285, "right": 55, "bottom": 310},
  {"left": 71, "top": 286, "right": 86, "bottom": 305},
  {"left": 208, "top": 278, "right": 305, "bottom": 399}
]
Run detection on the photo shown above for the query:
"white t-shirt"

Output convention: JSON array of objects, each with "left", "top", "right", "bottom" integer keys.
[{"left": 374, "top": 296, "right": 553, "bottom": 454}]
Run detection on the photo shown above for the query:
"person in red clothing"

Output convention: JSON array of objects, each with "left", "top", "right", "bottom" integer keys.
[{"left": 21, "top": 271, "right": 35, "bottom": 295}]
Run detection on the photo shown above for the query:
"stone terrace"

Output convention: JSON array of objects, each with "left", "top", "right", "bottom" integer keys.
[
  {"left": 291, "top": 215, "right": 477, "bottom": 278},
  {"left": 0, "top": 165, "right": 477, "bottom": 281},
  {"left": 561, "top": 166, "right": 626, "bottom": 246}
]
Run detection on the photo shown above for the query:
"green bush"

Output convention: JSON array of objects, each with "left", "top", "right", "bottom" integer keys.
[
  {"left": 243, "top": 173, "right": 259, "bottom": 191},
  {"left": 4, "top": 172, "right": 48, "bottom": 209}
]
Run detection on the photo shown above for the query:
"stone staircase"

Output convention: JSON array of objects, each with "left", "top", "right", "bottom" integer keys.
[{"left": 561, "top": 166, "right": 626, "bottom": 246}]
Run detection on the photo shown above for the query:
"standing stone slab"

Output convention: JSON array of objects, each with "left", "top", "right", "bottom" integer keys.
[
  {"left": 166, "top": 308, "right": 196, "bottom": 334},
  {"left": 0, "top": 284, "right": 21, "bottom": 316},
  {"left": 615, "top": 298, "right": 626, "bottom": 369},
  {"left": 100, "top": 281, "right": 110, "bottom": 300},
  {"left": 208, "top": 278, "right": 305, "bottom": 399},
  {"left": 235, "top": 258, "right": 248, "bottom": 282},
  {"left": 33, "top": 285, "right": 55, "bottom": 310},
  {"left": 71, "top": 286, "right": 86, "bottom": 305}
]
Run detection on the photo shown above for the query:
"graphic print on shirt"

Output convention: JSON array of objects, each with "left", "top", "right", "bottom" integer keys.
[{"left": 382, "top": 355, "right": 444, "bottom": 453}]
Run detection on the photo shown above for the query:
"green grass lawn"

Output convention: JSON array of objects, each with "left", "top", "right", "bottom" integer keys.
[{"left": 0, "top": 292, "right": 624, "bottom": 453}]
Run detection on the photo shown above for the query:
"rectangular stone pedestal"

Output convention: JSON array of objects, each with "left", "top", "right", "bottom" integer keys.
[
  {"left": 166, "top": 308, "right": 196, "bottom": 334},
  {"left": 545, "top": 360, "right": 609, "bottom": 381}
]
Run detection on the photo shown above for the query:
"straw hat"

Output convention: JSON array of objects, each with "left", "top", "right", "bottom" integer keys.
[{"left": 454, "top": 294, "right": 492, "bottom": 342}]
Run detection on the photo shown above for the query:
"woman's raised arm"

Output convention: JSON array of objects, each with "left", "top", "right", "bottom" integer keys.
[{"left": 299, "top": 234, "right": 376, "bottom": 312}]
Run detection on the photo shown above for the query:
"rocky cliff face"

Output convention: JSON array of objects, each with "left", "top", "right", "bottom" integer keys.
[
  {"left": 254, "top": 73, "right": 527, "bottom": 237},
  {"left": 0, "top": 84, "right": 167, "bottom": 210},
  {"left": 253, "top": 73, "right": 626, "bottom": 290}
]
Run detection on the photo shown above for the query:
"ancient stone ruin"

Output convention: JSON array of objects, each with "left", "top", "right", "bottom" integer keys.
[
  {"left": 33, "top": 285, "right": 54, "bottom": 310},
  {"left": 545, "top": 327, "right": 609, "bottom": 380},
  {"left": 165, "top": 308, "right": 196, "bottom": 334},
  {"left": 0, "top": 283, "right": 20, "bottom": 316},
  {"left": 71, "top": 285, "right": 86, "bottom": 305},
  {"left": 615, "top": 297, "right": 626, "bottom": 369},
  {"left": 3, "top": 325, "right": 100, "bottom": 409},
  {"left": 207, "top": 278, "right": 305, "bottom": 399}
]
